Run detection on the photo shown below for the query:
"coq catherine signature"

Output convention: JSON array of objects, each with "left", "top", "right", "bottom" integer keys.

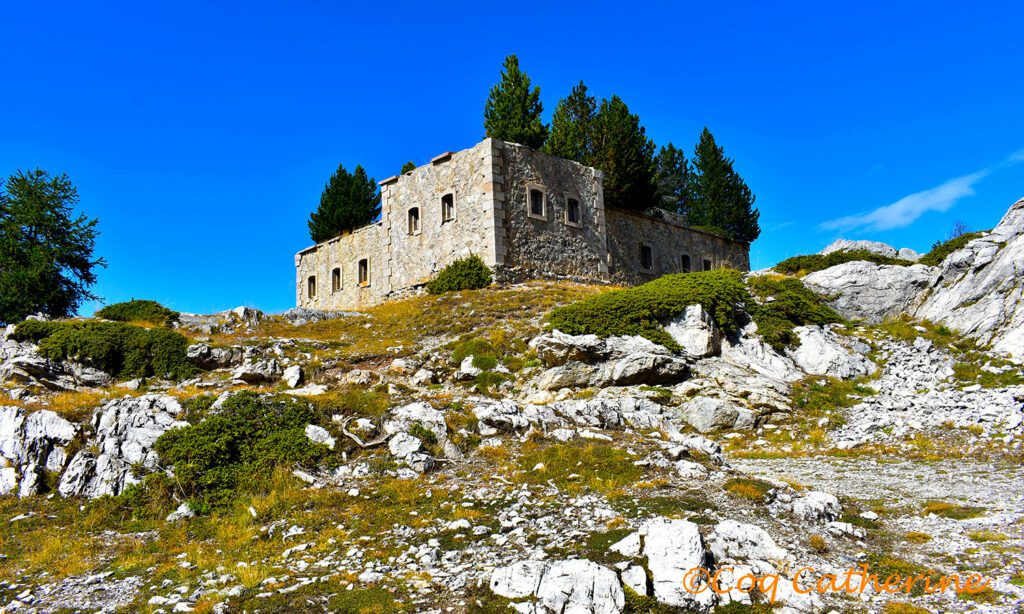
[{"left": 681, "top": 564, "right": 990, "bottom": 603}]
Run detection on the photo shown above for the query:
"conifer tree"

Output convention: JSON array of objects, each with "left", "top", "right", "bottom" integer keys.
[
  {"left": 400, "top": 161, "right": 416, "bottom": 174},
  {"left": 0, "top": 169, "right": 104, "bottom": 324},
  {"left": 590, "top": 96, "right": 657, "bottom": 211},
  {"left": 655, "top": 143, "right": 693, "bottom": 216},
  {"left": 544, "top": 81, "right": 597, "bottom": 163},
  {"left": 307, "top": 164, "right": 380, "bottom": 243},
  {"left": 686, "top": 128, "right": 760, "bottom": 243},
  {"left": 482, "top": 55, "right": 548, "bottom": 149}
]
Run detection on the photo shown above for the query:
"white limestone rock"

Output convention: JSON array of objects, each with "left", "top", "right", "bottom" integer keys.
[
  {"left": 490, "top": 559, "right": 624, "bottom": 614},
  {"left": 707, "top": 520, "right": 788, "bottom": 563},
  {"left": 638, "top": 518, "right": 715, "bottom": 611},
  {"left": 58, "top": 394, "right": 188, "bottom": 498},
  {"left": 913, "top": 198, "right": 1024, "bottom": 359},
  {"left": 680, "top": 396, "right": 754, "bottom": 433},
  {"left": 387, "top": 432, "right": 433, "bottom": 473},
  {"left": 791, "top": 491, "right": 842, "bottom": 523},
  {"left": 0, "top": 407, "right": 79, "bottom": 497},
  {"left": 303, "top": 424, "right": 335, "bottom": 450},
  {"left": 786, "top": 326, "right": 876, "bottom": 379},
  {"left": 530, "top": 330, "right": 608, "bottom": 367},
  {"left": 664, "top": 304, "right": 722, "bottom": 358},
  {"left": 820, "top": 239, "right": 898, "bottom": 258},
  {"left": 803, "top": 261, "right": 935, "bottom": 323},
  {"left": 231, "top": 357, "right": 283, "bottom": 383},
  {"left": 282, "top": 365, "right": 303, "bottom": 388}
]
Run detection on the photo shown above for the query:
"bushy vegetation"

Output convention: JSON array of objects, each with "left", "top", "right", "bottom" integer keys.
[
  {"left": 153, "top": 392, "right": 336, "bottom": 510},
  {"left": 918, "top": 231, "right": 986, "bottom": 266},
  {"left": 548, "top": 269, "right": 751, "bottom": 350},
  {"left": 426, "top": 255, "right": 492, "bottom": 294},
  {"left": 11, "top": 320, "right": 196, "bottom": 380},
  {"left": 773, "top": 249, "right": 911, "bottom": 275},
  {"left": 548, "top": 269, "right": 841, "bottom": 351},
  {"left": 747, "top": 275, "right": 845, "bottom": 350},
  {"left": 451, "top": 338, "right": 498, "bottom": 368},
  {"left": 95, "top": 299, "right": 178, "bottom": 326}
]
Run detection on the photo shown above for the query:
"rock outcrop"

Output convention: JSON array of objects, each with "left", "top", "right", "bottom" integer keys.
[
  {"left": 0, "top": 407, "right": 79, "bottom": 496},
  {"left": 803, "top": 261, "right": 936, "bottom": 323},
  {"left": 59, "top": 395, "right": 188, "bottom": 498},
  {"left": 913, "top": 198, "right": 1024, "bottom": 359}
]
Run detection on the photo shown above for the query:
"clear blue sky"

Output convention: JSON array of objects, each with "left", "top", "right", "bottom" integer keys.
[{"left": 2, "top": 1, "right": 1022, "bottom": 315}]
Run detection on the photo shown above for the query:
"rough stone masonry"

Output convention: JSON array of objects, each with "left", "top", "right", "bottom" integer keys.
[{"left": 295, "top": 138, "right": 750, "bottom": 310}]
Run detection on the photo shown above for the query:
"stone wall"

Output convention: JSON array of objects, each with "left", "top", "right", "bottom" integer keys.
[
  {"left": 295, "top": 222, "right": 390, "bottom": 310},
  {"left": 384, "top": 141, "right": 497, "bottom": 291},
  {"left": 496, "top": 142, "right": 608, "bottom": 279},
  {"left": 605, "top": 209, "right": 750, "bottom": 283}
]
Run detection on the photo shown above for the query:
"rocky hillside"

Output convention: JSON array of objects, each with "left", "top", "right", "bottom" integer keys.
[{"left": 0, "top": 200, "right": 1022, "bottom": 614}]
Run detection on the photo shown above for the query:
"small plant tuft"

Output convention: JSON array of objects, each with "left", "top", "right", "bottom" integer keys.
[{"left": 95, "top": 299, "right": 179, "bottom": 326}]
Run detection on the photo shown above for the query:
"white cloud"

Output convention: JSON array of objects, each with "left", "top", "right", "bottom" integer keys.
[{"left": 819, "top": 170, "right": 989, "bottom": 233}]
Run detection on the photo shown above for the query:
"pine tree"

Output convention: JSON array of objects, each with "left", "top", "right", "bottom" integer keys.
[
  {"left": 0, "top": 169, "right": 105, "bottom": 324},
  {"left": 482, "top": 55, "right": 548, "bottom": 149},
  {"left": 307, "top": 164, "right": 381, "bottom": 243},
  {"left": 590, "top": 96, "right": 657, "bottom": 211},
  {"left": 400, "top": 161, "right": 416, "bottom": 174},
  {"left": 544, "top": 81, "right": 597, "bottom": 163},
  {"left": 686, "top": 128, "right": 760, "bottom": 243},
  {"left": 655, "top": 143, "right": 693, "bottom": 216}
]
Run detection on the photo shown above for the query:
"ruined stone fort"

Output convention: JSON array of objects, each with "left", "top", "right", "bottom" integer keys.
[{"left": 295, "top": 138, "right": 750, "bottom": 310}]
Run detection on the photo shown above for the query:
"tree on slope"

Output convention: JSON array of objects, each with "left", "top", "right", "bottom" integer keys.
[
  {"left": 590, "top": 96, "right": 657, "bottom": 211},
  {"left": 655, "top": 142, "right": 693, "bottom": 216},
  {"left": 0, "top": 169, "right": 105, "bottom": 324},
  {"left": 544, "top": 81, "right": 597, "bottom": 163},
  {"left": 307, "top": 164, "right": 381, "bottom": 243},
  {"left": 482, "top": 55, "right": 548, "bottom": 149},
  {"left": 686, "top": 128, "right": 760, "bottom": 243}
]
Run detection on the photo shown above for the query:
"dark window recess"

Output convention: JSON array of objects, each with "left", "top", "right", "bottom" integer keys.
[
  {"left": 358, "top": 259, "right": 369, "bottom": 285},
  {"left": 331, "top": 268, "right": 341, "bottom": 292},
  {"left": 408, "top": 207, "right": 420, "bottom": 234},
  {"left": 530, "top": 189, "right": 545, "bottom": 217},
  {"left": 441, "top": 194, "right": 454, "bottom": 222},
  {"left": 681, "top": 255, "right": 691, "bottom": 273},
  {"left": 566, "top": 198, "right": 580, "bottom": 224},
  {"left": 641, "top": 245, "right": 653, "bottom": 270},
  {"left": 703, "top": 259, "right": 712, "bottom": 271},
  {"left": 307, "top": 276, "right": 316, "bottom": 298}
]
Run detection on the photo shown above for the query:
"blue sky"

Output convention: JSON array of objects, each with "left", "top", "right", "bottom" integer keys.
[{"left": 2, "top": 1, "right": 1022, "bottom": 315}]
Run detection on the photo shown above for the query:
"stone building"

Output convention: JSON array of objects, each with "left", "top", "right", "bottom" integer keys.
[{"left": 295, "top": 139, "right": 750, "bottom": 310}]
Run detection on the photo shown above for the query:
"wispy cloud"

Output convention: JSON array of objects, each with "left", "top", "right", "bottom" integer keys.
[{"left": 819, "top": 149, "right": 1024, "bottom": 234}]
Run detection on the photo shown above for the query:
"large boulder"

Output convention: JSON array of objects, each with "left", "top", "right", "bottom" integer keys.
[
  {"left": 786, "top": 326, "right": 876, "bottom": 379},
  {"left": 820, "top": 239, "right": 898, "bottom": 258},
  {"left": 0, "top": 407, "right": 79, "bottom": 496},
  {"left": 59, "top": 395, "right": 188, "bottom": 498},
  {"left": 636, "top": 518, "right": 714, "bottom": 611},
  {"left": 913, "top": 198, "right": 1024, "bottom": 359},
  {"left": 1, "top": 327, "right": 113, "bottom": 390},
  {"left": 680, "top": 397, "right": 754, "bottom": 433},
  {"left": 529, "top": 331, "right": 609, "bottom": 367},
  {"left": 664, "top": 305, "right": 721, "bottom": 358},
  {"left": 803, "top": 261, "right": 935, "bottom": 323},
  {"left": 186, "top": 344, "right": 244, "bottom": 369},
  {"left": 707, "top": 520, "right": 788, "bottom": 563},
  {"left": 490, "top": 559, "right": 625, "bottom": 613},
  {"left": 532, "top": 335, "right": 689, "bottom": 390}
]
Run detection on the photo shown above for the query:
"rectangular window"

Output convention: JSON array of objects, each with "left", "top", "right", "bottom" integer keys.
[
  {"left": 307, "top": 276, "right": 316, "bottom": 299},
  {"left": 641, "top": 245, "right": 653, "bottom": 270},
  {"left": 408, "top": 207, "right": 420, "bottom": 235},
  {"left": 331, "top": 267, "right": 341, "bottom": 292},
  {"left": 565, "top": 197, "right": 581, "bottom": 226},
  {"left": 529, "top": 188, "right": 546, "bottom": 219},
  {"left": 441, "top": 193, "right": 454, "bottom": 223},
  {"left": 703, "top": 259, "right": 712, "bottom": 271},
  {"left": 358, "top": 259, "right": 369, "bottom": 286},
  {"left": 681, "top": 254, "right": 691, "bottom": 273}
]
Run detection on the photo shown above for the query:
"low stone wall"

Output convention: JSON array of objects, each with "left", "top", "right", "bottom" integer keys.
[{"left": 606, "top": 209, "right": 750, "bottom": 283}]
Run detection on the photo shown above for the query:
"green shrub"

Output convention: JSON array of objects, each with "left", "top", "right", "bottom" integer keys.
[
  {"left": 95, "top": 299, "right": 179, "bottom": 326},
  {"left": 918, "top": 231, "right": 986, "bottom": 266},
  {"left": 153, "top": 391, "right": 334, "bottom": 509},
  {"left": 747, "top": 276, "right": 845, "bottom": 350},
  {"left": 11, "top": 320, "right": 196, "bottom": 380},
  {"left": 773, "top": 249, "right": 910, "bottom": 275},
  {"left": 426, "top": 255, "right": 493, "bottom": 294},
  {"left": 452, "top": 338, "right": 498, "bottom": 365},
  {"left": 548, "top": 269, "right": 751, "bottom": 350}
]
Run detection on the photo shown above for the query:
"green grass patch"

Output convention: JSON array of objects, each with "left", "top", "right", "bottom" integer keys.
[
  {"left": 11, "top": 319, "right": 196, "bottom": 380},
  {"left": 95, "top": 299, "right": 179, "bottom": 326},
  {"left": 921, "top": 500, "right": 985, "bottom": 520},
  {"left": 773, "top": 249, "right": 912, "bottom": 275},
  {"left": 516, "top": 442, "right": 645, "bottom": 495},
  {"left": 919, "top": 231, "right": 987, "bottom": 267},
  {"left": 723, "top": 478, "right": 775, "bottom": 501}
]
